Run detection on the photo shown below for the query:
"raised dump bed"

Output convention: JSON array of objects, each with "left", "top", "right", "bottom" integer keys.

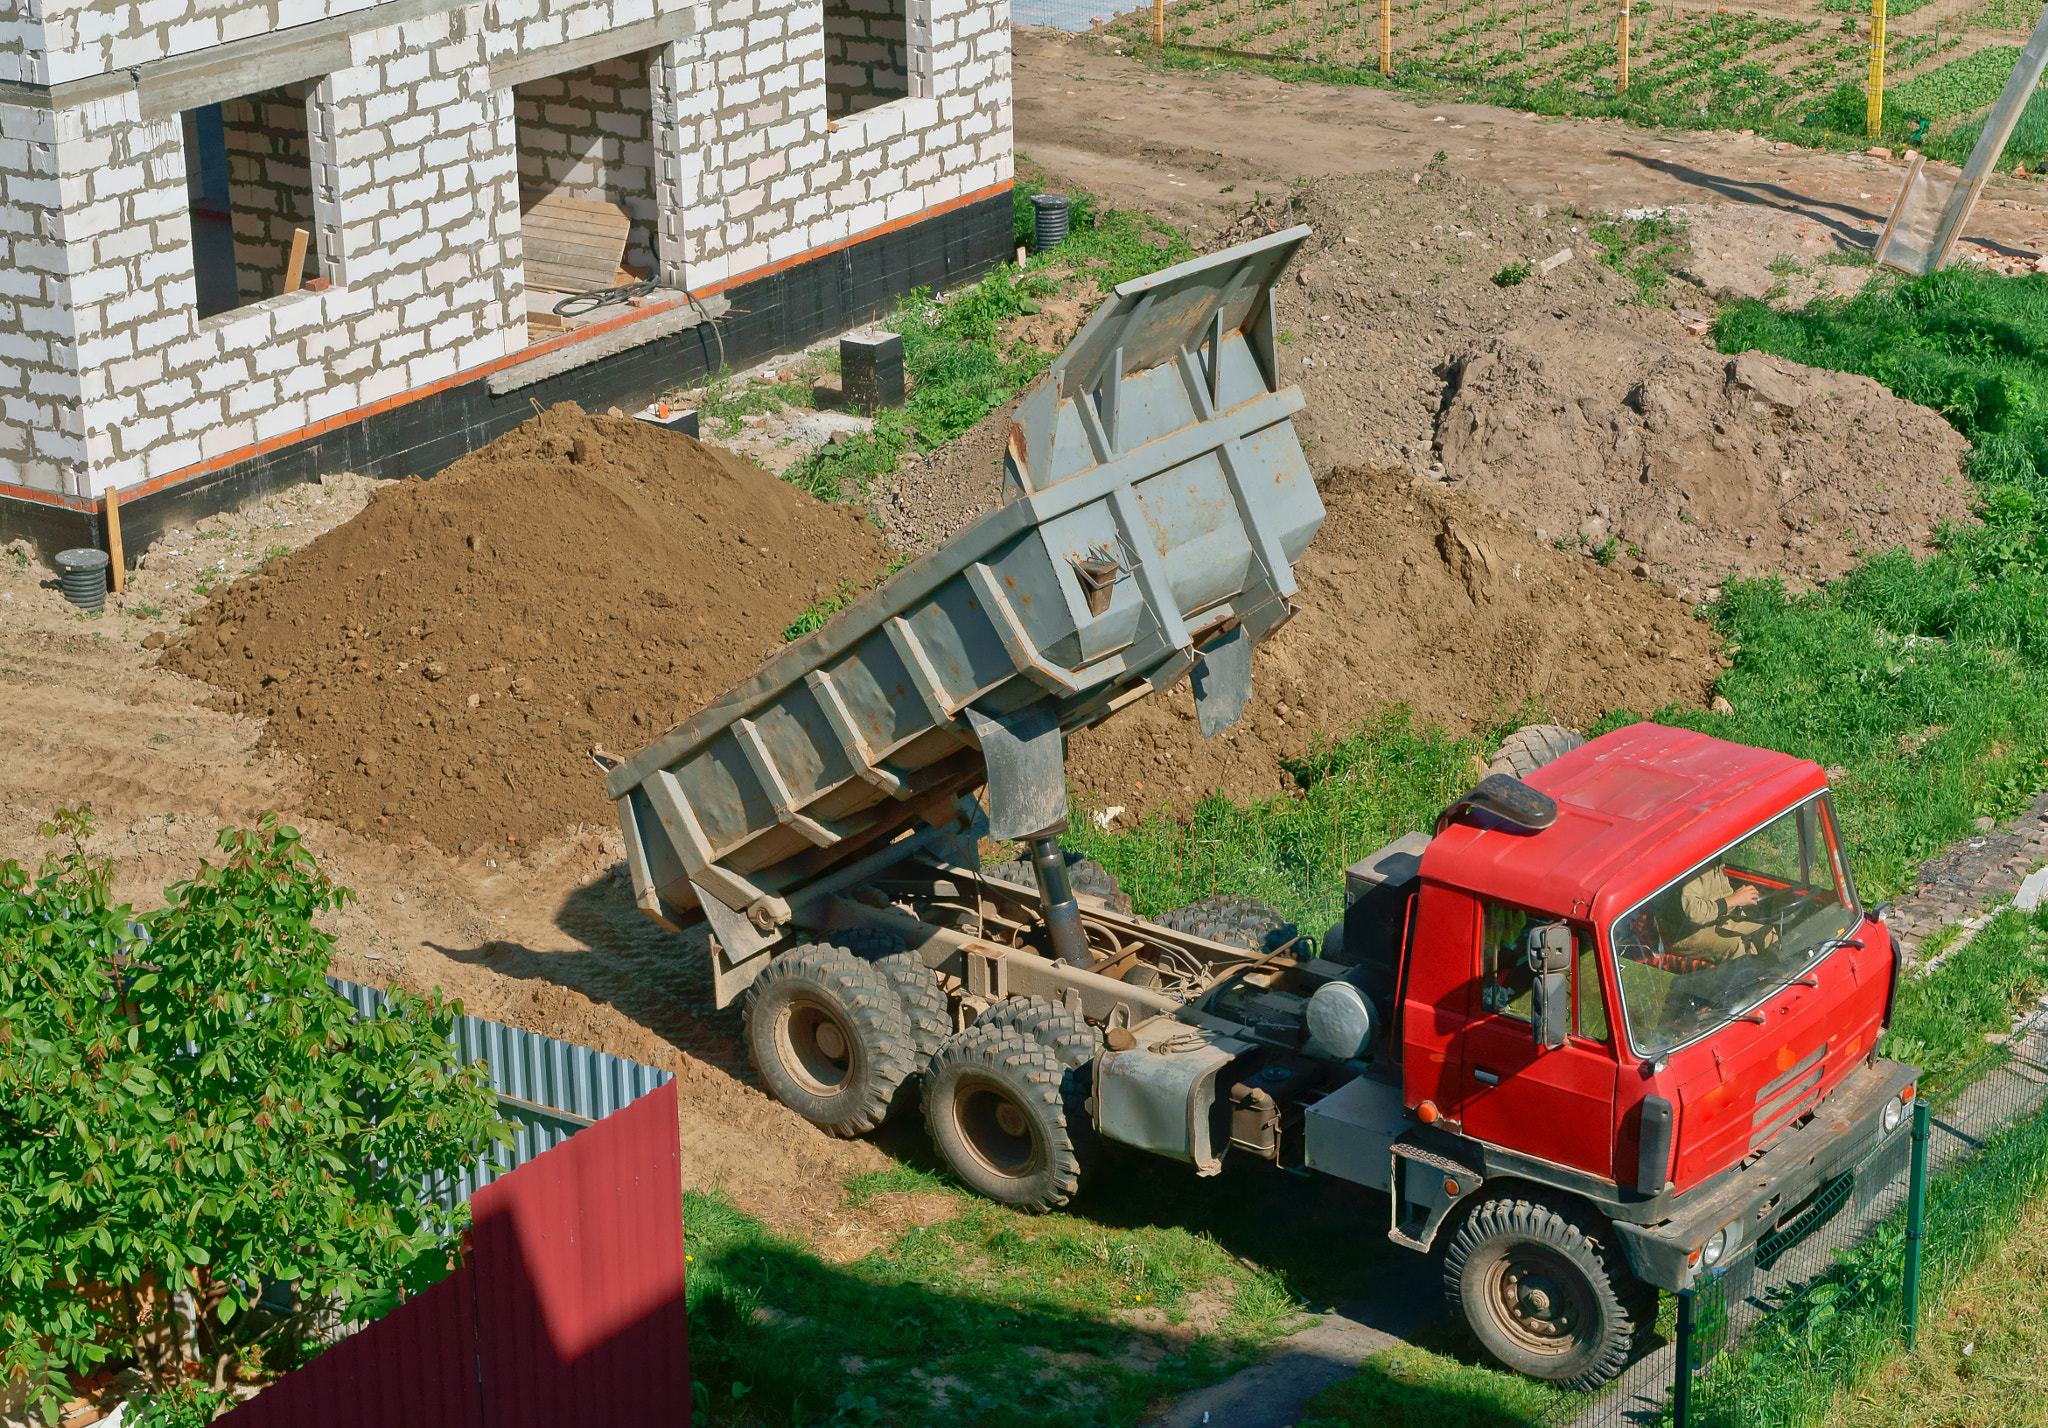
[{"left": 605, "top": 226, "right": 1320, "bottom": 998}]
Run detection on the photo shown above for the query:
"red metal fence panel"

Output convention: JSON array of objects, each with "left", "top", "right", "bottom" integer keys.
[
  {"left": 472, "top": 1079, "right": 690, "bottom": 1424},
  {"left": 214, "top": 1265, "right": 482, "bottom": 1428},
  {"left": 213, "top": 1081, "right": 685, "bottom": 1428}
]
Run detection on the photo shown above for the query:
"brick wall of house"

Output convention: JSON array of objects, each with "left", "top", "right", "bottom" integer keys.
[{"left": 0, "top": 0, "right": 1012, "bottom": 496}]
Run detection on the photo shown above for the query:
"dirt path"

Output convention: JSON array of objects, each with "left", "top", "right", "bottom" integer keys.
[{"left": 1015, "top": 25, "right": 2048, "bottom": 272}]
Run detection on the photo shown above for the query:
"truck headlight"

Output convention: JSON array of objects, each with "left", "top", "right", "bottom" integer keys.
[
  {"left": 1702, "top": 1221, "right": 1740, "bottom": 1268},
  {"left": 1881, "top": 1094, "right": 1905, "bottom": 1135}
]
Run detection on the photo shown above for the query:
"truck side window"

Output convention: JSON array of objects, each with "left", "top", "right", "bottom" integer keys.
[
  {"left": 1574, "top": 927, "right": 1609, "bottom": 1043},
  {"left": 1479, "top": 902, "right": 1535, "bottom": 1020}
]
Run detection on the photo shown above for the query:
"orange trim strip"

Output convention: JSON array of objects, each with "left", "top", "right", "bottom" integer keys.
[{"left": 1, "top": 180, "right": 1014, "bottom": 515}]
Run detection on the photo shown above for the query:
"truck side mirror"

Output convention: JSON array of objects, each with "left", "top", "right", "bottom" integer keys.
[{"left": 1526, "top": 922, "right": 1573, "bottom": 1050}]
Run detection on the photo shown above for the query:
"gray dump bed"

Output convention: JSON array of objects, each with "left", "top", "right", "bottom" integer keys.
[{"left": 605, "top": 227, "right": 1323, "bottom": 961}]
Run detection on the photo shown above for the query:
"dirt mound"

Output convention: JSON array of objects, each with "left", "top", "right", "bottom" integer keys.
[
  {"left": 1066, "top": 463, "right": 1724, "bottom": 817},
  {"left": 160, "top": 404, "right": 895, "bottom": 851},
  {"left": 1434, "top": 322, "right": 1975, "bottom": 590}
]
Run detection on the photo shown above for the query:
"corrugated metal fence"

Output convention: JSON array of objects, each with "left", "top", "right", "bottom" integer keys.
[
  {"left": 215, "top": 1071, "right": 690, "bottom": 1428},
  {"left": 326, "top": 976, "right": 673, "bottom": 1201}
]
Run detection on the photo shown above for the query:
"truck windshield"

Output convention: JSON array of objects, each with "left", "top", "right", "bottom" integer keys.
[{"left": 1608, "top": 793, "right": 1859, "bottom": 1057}]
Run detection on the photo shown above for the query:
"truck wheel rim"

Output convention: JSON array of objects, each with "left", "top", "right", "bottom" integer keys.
[
  {"left": 955, "top": 1075, "right": 1044, "bottom": 1180},
  {"left": 1488, "top": 1249, "right": 1591, "bottom": 1357},
  {"left": 778, "top": 999, "right": 855, "bottom": 1096}
]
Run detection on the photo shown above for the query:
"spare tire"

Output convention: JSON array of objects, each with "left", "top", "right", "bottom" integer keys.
[
  {"left": 1154, "top": 894, "right": 1300, "bottom": 955},
  {"left": 1487, "top": 724, "right": 1586, "bottom": 780},
  {"left": 983, "top": 852, "right": 1132, "bottom": 914}
]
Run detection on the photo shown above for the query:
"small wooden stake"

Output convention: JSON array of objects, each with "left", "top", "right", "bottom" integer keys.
[
  {"left": 1380, "top": 0, "right": 1392, "bottom": 72},
  {"left": 1618, "top": 0, "right": 1629, "bottom": 89},
  {"left": 1153, "top": 0, "right": 1166, "bottom": 45},
  {"left": 104, "top": 484, "right": 125, "bottom": 594},
  {"left": 283, "top": 227, "right": 311, "bottom": 295}
]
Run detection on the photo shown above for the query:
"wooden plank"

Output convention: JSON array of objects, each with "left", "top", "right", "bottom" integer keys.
[
  {"left": 521, "top": 189, "right": 631, "bottom": 294},
  {"left": 488, "top": 6, "right": 704, "bottom": 91},
  {"left": 282, "top": 228, "right": 310, "bottom": 294},
  {"left": 104, "top": 486, "right": 124, "bottom": 595}
]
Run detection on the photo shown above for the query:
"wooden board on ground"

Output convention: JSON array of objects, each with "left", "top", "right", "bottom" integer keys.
[{"left": 521, "top": 189, "right": 631, "bottom": 294}]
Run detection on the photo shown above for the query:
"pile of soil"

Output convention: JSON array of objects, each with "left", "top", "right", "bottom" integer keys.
[
  {"left": 1433, "top": 323, "right": 1975, "bottom": 590},
  {"left": 159, "top": 404, "right": 895, "bottom": 851},
  {"left": 1066, "top": 463, "right": 1724, "bottom": 817}
]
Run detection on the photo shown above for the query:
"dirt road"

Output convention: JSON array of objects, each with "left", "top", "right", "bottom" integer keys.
[{"left": 1014, "top": 24, "right": 2048, "bottom": 281}]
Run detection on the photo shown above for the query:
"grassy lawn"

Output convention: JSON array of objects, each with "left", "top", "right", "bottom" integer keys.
[
  {"left": 682, "top": 1129, "right": 1423, "bottom": 1425},
  {"left": 1819, "top": 1173, "right": 2048, "bottom": 1428}
]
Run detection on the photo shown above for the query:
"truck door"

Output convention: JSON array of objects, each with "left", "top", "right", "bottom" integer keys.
[{"left": 1456, "top": 902, "right": 1618, "bottom": 1179}]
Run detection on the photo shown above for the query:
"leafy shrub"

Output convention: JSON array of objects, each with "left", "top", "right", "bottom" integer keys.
[{"left": 0, "top": 812, "right": 506, "bottom": 1424}]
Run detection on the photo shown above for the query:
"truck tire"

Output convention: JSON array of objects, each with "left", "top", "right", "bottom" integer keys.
[
  {"left": 1155, "top": 894, "right": 1301, "bottom": 955},
  {"left": 1442, "top": 1195, "right": 1650, "bottom": 1389},
  {"left": 984, "top": 853, "right": 1133, "bottom": 914},
  {"left": 840, "top": 927, "right": 952, "bottom": 1065},
  {"left": 925, "top": 1023, "right": 1092, "bottom": 1211},
  {"left": 1487, "top": 724, "right": 1586, "bottom": 780},
  {"left": 975, "top": 996, "right": 1103, "bottom": 1070},
  {"left": 744, "top": 944, "right": 916, "bottom": 1137}
]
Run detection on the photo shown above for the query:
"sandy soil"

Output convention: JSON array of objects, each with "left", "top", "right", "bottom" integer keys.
[{"left": 0, "top": 498, "right": 884, "bottom": 1240}]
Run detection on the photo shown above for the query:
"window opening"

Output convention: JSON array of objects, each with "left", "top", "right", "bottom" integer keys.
[
  {"left": 513, "top": 55, "right": 659, "bottom": 341},
  {"left": 183, "top": 84, "right": 319, "bottom": 319}
]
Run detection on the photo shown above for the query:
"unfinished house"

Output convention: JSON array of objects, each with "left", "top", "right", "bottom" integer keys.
[{"left": 0, "top": 0, "right": 1014, "bottom": 554}]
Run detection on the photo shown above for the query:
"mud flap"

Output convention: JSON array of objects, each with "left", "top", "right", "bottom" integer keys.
[
  {"left": 964, "top": 702, "right": 1068, "bottom": 840},
  {"left": 1191, "top": 625, "right": 1253, "bottom": 739}
]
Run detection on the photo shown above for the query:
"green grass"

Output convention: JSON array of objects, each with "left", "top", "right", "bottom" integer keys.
[
  {"left": 1820, "top": 1175, "right": 2048, "bottom": 1427},
  {"left": 760, "top": 176, "right": 1195, "bottom": 505},
  {"left": 1300, "top": 1340, "right": 1563, "bottom": 1427},
  {"left": 1884, "top": 908, "right": 2048, "bottom": 1102},
  {"left": 1129, "top": 30, "right": 2048, "bottom": 170},
  {"left": 781, "top": 582, "right": 860, "bottom": 642},
  {"left": 1659, "top": 267, "right": 2048, "bottom": 900},
  {"left": 1587, "top": 211, "right": 1691, "bottom": 302},
  {"left": 680, "top": 1155, "right": 1323, "bottom": 1426},
  {"left": 1067, "top": 707, "right": 1486, "bottom": 931}
]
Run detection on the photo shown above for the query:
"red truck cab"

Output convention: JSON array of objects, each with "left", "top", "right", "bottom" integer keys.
[{"left": 1360, "top": 724, "right": 1915, "bottom": 1382}]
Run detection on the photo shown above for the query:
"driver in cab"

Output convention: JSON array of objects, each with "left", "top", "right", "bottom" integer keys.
[{"left": 1667, "top": 863, "right": 1774, "bottom": 966}]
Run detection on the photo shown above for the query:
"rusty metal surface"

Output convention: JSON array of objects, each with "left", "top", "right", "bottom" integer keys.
[{"left": 213, "top": 1082, "right": 685, "bottom": 1428}]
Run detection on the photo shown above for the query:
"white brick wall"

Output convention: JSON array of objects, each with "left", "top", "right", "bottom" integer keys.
[{"left": 5, "top": 0, "right": 1010, "bottom": 496}]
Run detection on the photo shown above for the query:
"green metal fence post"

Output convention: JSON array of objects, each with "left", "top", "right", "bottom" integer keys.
[
  {"left": 1903, "top": 1099, "right": 1932, "bottom": 1350},
  {"left": 1673, "top": 1286, "right": 1696, "bottom": 1427}
]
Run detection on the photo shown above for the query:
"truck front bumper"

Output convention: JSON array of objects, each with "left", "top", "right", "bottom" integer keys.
[{"left": 1611, "top": 1056, "right": 1919, "bottom": 1291}]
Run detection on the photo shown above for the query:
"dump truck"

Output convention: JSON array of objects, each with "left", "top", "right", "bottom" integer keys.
[{"left": 601, "top": 230, "right": 1919, "bottom": 1388}]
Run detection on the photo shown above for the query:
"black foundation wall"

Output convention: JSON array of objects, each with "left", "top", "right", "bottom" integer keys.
[{"left": 4, "top": 188, "right": 1014, "bottom": 567}]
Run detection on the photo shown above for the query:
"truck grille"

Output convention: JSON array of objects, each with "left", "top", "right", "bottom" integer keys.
[{"left": 1750, "top": 1044, "right": 1828, "bottom": 1153}]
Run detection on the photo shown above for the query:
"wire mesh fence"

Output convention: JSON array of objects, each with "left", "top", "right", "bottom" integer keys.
[{"left": 1536, "top": 1000, "right": 2048, "bottom": 1428}]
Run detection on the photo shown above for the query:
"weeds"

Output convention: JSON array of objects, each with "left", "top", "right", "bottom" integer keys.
[
  {"left": 1491, "top": 259, "right": 1531, "bottom": 287},
  {"left": 781, "top": 582, "right": 860, "bottom": 642},
  {"left": 128, "top": 602, "right": 164, "bottom": 619},
  {"left": 1587, "top": 211, "right": 1690, "bottom": 302}
]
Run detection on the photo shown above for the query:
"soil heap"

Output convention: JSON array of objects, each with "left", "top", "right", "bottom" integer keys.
[
  {"left": 161, "top": 404, "right": 895, "bottom": 851},
  {"left": 1065, "top": 463, "right": 1725, "bottom": 817},
  {"left": 1433, "top": 323, "right": 1974, "bottom": 590}
]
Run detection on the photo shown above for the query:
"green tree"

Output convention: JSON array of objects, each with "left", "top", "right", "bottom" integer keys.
[{"left": 0, "top": 812, "right": 508, "bottom": 1424}]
